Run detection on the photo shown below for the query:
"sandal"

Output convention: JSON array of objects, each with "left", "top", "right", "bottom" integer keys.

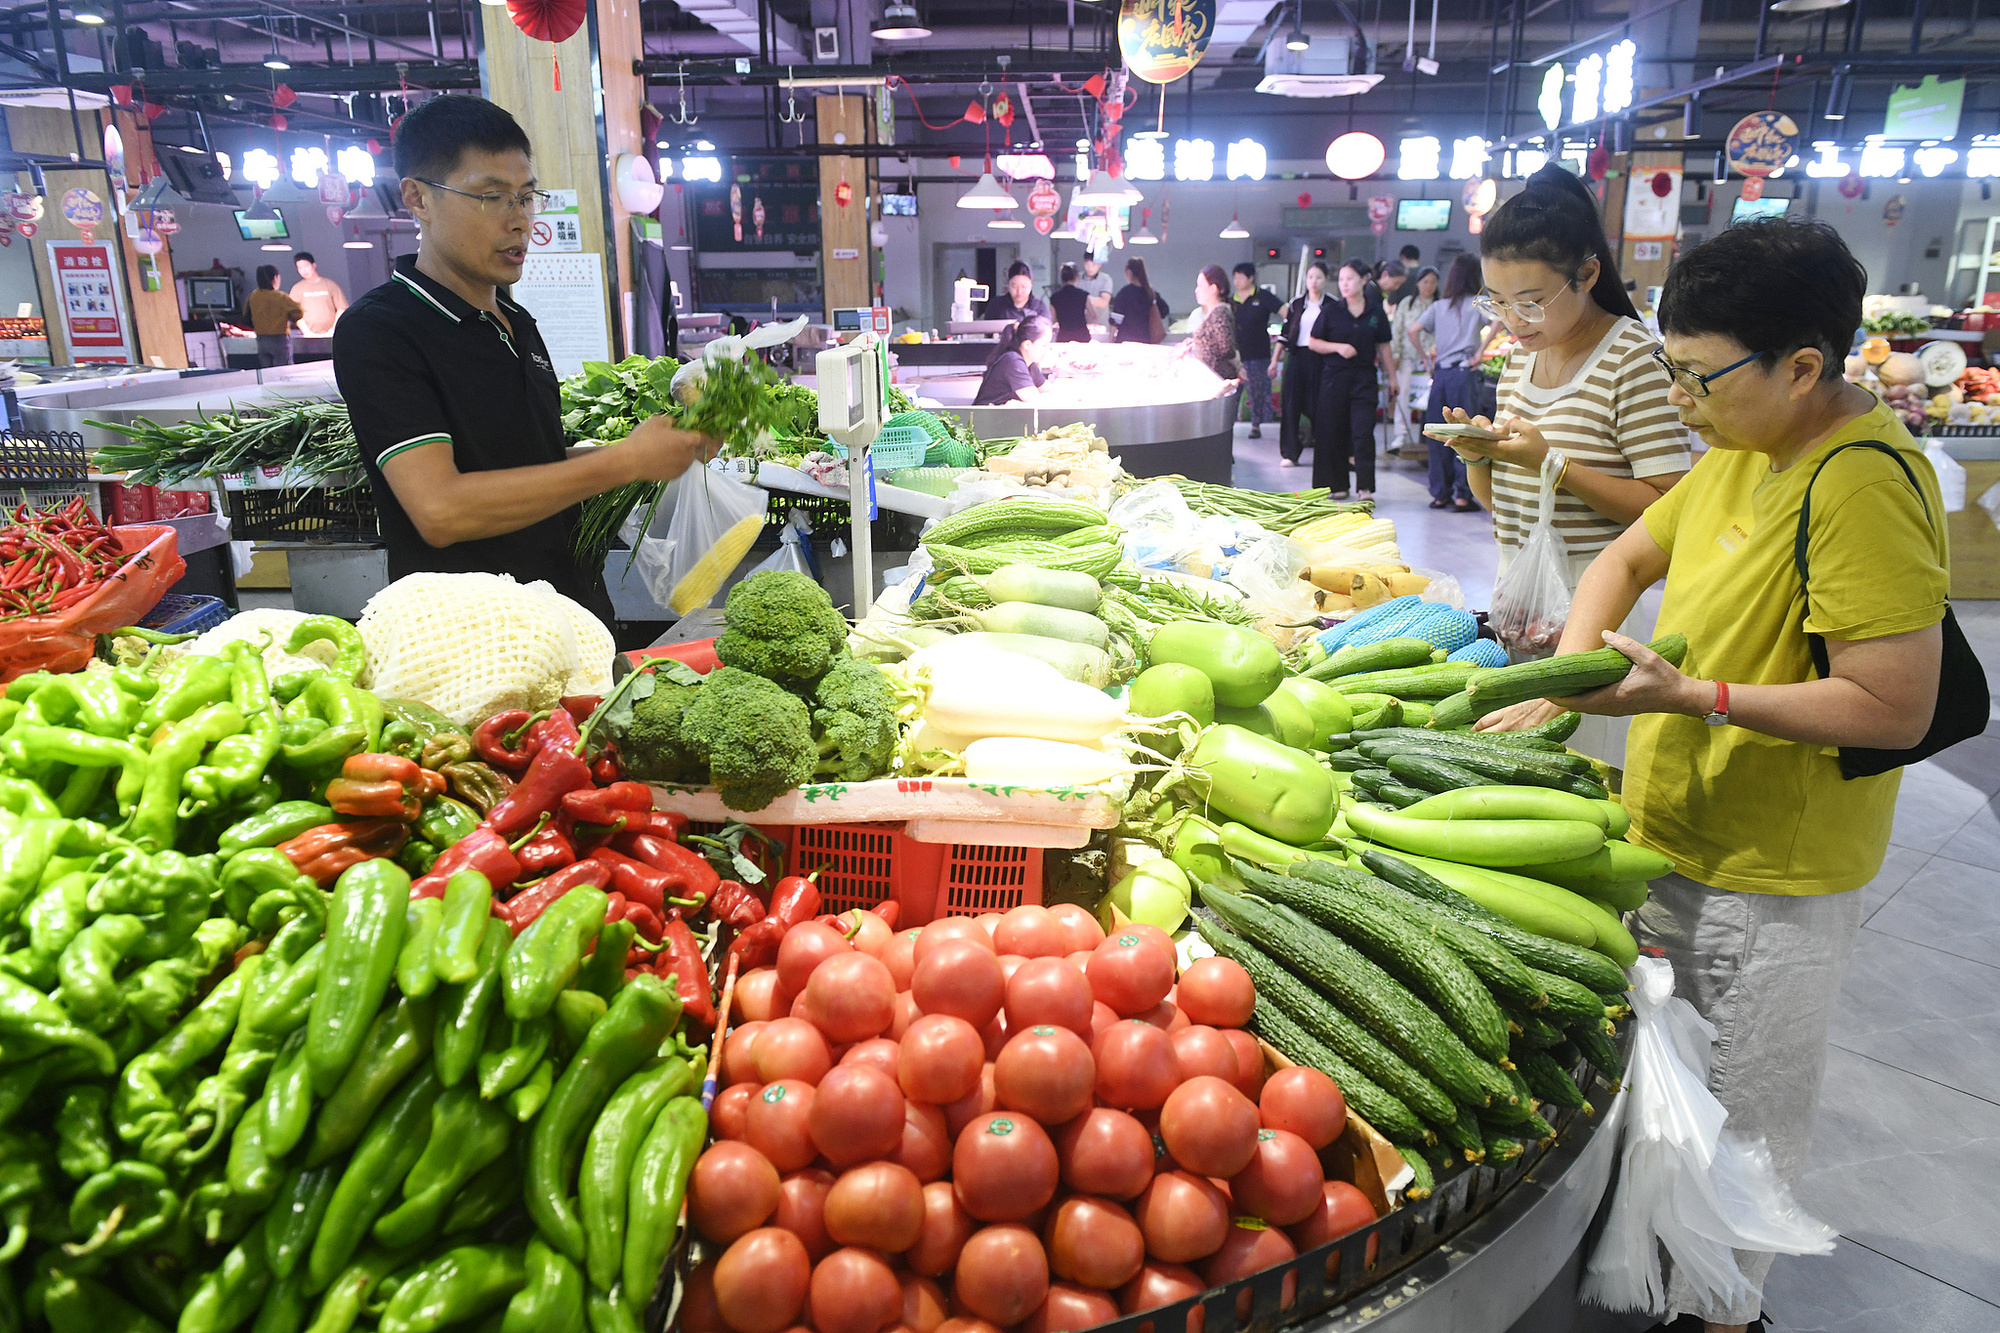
[
  {"left": 1451, "top": 500, "right": 1479, "bottom": 512},
  {"left": 1330, "top": 490, "right": 1350, "bottom": 501},
  {"left": 1429, "top": 498, "right": 1450, "bottom": 509}
]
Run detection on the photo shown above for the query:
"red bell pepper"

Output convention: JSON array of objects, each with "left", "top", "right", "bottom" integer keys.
[
  {"left": 276, "top": 819, "right": 410, "bottom": 888},
  {"left": 326, "top": 753, "right": 433, "bottom": 821},
  {"left": 587, "top": 847, "right": 702, "bottom": 917},
  {"left": 605, "top": 893, "right": 667, "bottom": 945},
  {"left": 767, "top": 870, "right": 822, "bottom": 930},
  {"left": 516, "top": 825, "right": 575, "bottom": 877},
  {"left": 561, "top": 782, "right": 654, "bottom": 825},
  {"left": 484, "top": 737, "right": 593, "bottom": 839},
  {"left": 659, "top": 915, "right": 716, "bottom": 1028},
  {"left": 474, "top": 710, "right": 538, "bottom": 772},
  {"left": 500, "top": 858, "right": 613, "bottom": 933},
  {"left": 560, "top": 695, "right": 604, "bottom": 723},
  {"left": 725, "top": 918, "right": 784, "bottom": 971},
  {"left": 610, "top": 831, "right": 721, "bottom": 903},
  {"left": 703, "top": 879, "right": 764, "bottom": 930},
  {"left": 410, "top": 826, "right": 524, "bottom": 901},
  {"left": 591, "top": 752, "right": 623, "bottom": 785}
]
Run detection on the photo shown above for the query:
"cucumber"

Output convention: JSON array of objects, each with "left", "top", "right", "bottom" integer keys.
[
  {"left": 1377, "top": 783, "right": 1431, "bottom": 809},
  {"left": 1466, "top": 636, "right": 1689, "bottom": 709},
  {"left": 1493, "top": 711, "right": 1583, "bottom": 745},
  {"left": 1506, "top": 1007, "right": 1565, "bottom": 1049},
  {"left": 1375, "top": 730, "right": 1596, "bottom": 774},
  {"left": 1304, "top": 637, "right": 1439, "bottom": 681},
  {"left": 1329, "top": 661, "right": 1489, "bottom": 700},
  {"left": 1568, "top": 1022, "right": 1624, "bottom": 1087},
  {"left": 1356, "top": 848, "right": 1629, "bottom": 994},
  {"left": 1344, "top": 694, "right": 1402, "bottom": 730},
  {"left": 1516, "top": 1048, "right": 1591, "bottom": 1114},
  {"left": 1200, "top": 885, "right": 1514, "bottom": 1109},
  {"left": 1383, "top": 752, "right": 1488, "bottom": 794},
  {"left": 1347, "top": 768, "right": 1395, "bottom": 797},
  {"left": 1427, "top": 691, "right": 1475, "bottom": 730},
  {"left": 1246, "top": 997, "right": 1430, "bottom": 1145},
  {"left": 1352, "top": 846, "right": 1599, "bottom": 948},
  {"left": 1235, "top": 861, "right": 1511, "bottom": 1063},
  {"left": 1326, "top": 751, "right": 1378, "bottom": 773},
  {"left": 1396, "top": 1145, "right": 1436, "bottom": 1198},
  {"left": 1344, "top": 803, "right": 1607, "bottom": 869},
  {"left": 1400, "top": 786, "right": 1612, "bottom": 826},
  {"left": 1514, "top": 840, "right": 1677, "bottom": 888},
  {"left": 1480, "top": 1128, "right": 1525, "bottom": 1162},
  {"left": 1280, "top": 861, "right": 1548, "bottom": 1013},
  {"left": 1198, "top": 921, "right": 1458, "bottom": 1128},
  {"left": 1531, "top": 968, "right": 1614, "bottom": 1026},
  {"left": 1433, "top": 1102, "right": 1486, "bottom": 1162}
]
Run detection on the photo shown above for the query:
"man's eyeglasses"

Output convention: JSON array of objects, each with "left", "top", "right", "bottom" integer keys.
[
  {"left": 1651, "top": 349, "right": 1763, "bottom": 398},
  {"left": 1473, "top": 280, "right": 1577, "bottom": 324},
  {"left": 414, "top": 179, "right": 557, "bottom": 216}
]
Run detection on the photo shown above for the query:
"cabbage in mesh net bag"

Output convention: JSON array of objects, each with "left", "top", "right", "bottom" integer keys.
[{"left": 358, "top": 572, "right": 581, "bottom": 725}]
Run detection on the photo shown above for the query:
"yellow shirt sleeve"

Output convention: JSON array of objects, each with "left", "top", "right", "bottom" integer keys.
[
  {"left": 1639, "top": 448, "right": 1703, "bottom": 556},
  {"left": 1801, "top": 471, "right": 1950, "bottom": 641}
]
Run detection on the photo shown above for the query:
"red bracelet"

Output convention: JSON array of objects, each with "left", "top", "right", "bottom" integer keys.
[{"left": 1705, "top": 680, "right": 1731, "bottom": 727}]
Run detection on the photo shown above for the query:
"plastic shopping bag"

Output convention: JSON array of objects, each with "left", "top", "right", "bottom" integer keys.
[
  {"left": 0, "top": 525, "right": 186, "bottom": 683},
  {"left": 1925, "top": 440, "right": 1968, "bottom": 513},
  {"left": 1489, "top": 451, "right": 1572, "bottom": 658},
  {"left": 1581, "top": 958, "right": 1837, "bottom": 1316},
  {"left": 634, "top": 464, "right": 769, "bottom": 615}
]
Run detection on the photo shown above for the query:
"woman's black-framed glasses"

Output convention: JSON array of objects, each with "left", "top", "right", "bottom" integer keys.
[
  {"left": 1652, "top": 349, "right": 1763, "bottom": 398},
  {"left": 414, "top": 178, "right": 557, "bottom": 217}
]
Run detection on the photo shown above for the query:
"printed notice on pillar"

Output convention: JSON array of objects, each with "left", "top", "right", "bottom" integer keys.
[
  {"left": 528, "top": 190, "right": 583, "bottom": 253},
  {"left": 511, "top": 252, "right": 611, "bottom": 376},
  {"left": 48, "top": 240, "right": 132, "bottom": 363}
]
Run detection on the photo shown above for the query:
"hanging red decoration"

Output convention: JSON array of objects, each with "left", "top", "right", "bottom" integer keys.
[
  {"left": 949, "top": 154, "right": 961, "bottom": 170},
  {"left": 1082, "top": 73, "right": 1106, "bottom": 99},
  {"left": 991, "top": 93, "right": 1014, "bottom": 127},
  {"left": 1650, "top": 169, "right": 1675, "bottom": 198},
  {"left": 1297, "top": 191, "right": 1312, "bottom": 208},
  {"left": 366, "top": 138, "right": 383, "bottom": 155},
  {"left": 507, "top": 0, "right": 587, "bottom": 44},
  {"left": 141, "top": 102, "right": 164, "bottom": 121},
  {"left": 963, "top": 100, "right": 985, "bottom": 125},
  {"left": 1586, "top": 144, "right": 1609, "bottom": 180},
  {"left": 269, "top": 114, "right": 288, "bottom": 131},
  {"left": 271, "top": 84, "right": 297, "bottom": 109},
  {"left": 109, "top": 85, "right": 133, "bottom": 107},
  {"left": 835, "top": 179, "right": 853, "bottom": 208}
]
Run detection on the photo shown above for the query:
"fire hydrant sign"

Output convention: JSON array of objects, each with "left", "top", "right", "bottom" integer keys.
[
  {"left": 48, "top": 240, "right": 131, "bottom": 363},
  {"left": 527, "top": 189, "right": 582, "bottom": 253}
]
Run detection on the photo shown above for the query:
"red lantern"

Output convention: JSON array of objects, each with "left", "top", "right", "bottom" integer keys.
[
  {"left": 269, "top": 114, "right": 287, "bottom": 131},
  {"left": 949, "top": 155, "right": 961, "bottom": 170},
  {"left": 1297, "top": 192, "right": 1312, "bottom": 208},
  {"left": 1586, "top": 144, "right": 1609, "bottom": 180},
  {"left": 507, "top": 0, "right": 586, "bottom": 44},
  {"left": 272, "top": 84, "right": 297, "bottom": 109},
  {"left": 835, "top": 179, "right": 853, "bottom": 208}
]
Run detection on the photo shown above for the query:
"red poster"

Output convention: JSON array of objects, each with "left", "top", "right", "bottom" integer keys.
[{"left": 48, "top": 241, "right": 130, "bottom": 363}]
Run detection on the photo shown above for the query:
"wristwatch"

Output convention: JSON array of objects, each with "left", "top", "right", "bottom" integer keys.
[{"left": 1704, "top": 680, "right": 1731, "bottom": 728}]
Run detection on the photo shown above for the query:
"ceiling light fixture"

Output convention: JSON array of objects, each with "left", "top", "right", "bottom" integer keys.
[
  {"left": 342, "top": 228, "right": 373, "bottom": 249},
  {"left": 1128, "top": 225, "right": 1158, "bottom": 244},
  {"left": 72, "top": 5, "right": 105, "bottom": 24},
  {"left": 260, "top": 241, "right": 293, "bottom": 251},
  {"left": 264, "top": 54, "right": 290, "bottom": 70},
  {"left": 957, "top": 170, "right": 1019, "bottom": 209},
  {"left": 1287, "top": 3, "right": 1310, "bottom": 51},
  {"left": 1219, "top": 213, "right": 1249, "bottom": 238},
  {"left": 1768, "top": 0, "right": 1848, "bottom": 12},
  {"left": 1075, "top": 169, "right": 1126, "bottom": 205},
  {"left": 987, "top": 217, "right": 1025, "bottom": 229},
  {"left": 872, "top": 2, "right": 931, "bottom": 39}
]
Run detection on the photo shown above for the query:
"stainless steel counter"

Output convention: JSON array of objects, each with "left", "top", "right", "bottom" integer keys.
[
  {"left": 19, "top": 364, "right": 340, "bottom": 457},
  {"left": 934, "top": 392, "right": 1241, "bottom": 483}
]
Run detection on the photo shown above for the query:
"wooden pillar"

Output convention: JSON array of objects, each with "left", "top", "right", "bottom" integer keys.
[
  {"left": 1611, "top": 150, "right": 1684, "bottom": 304},
  {"left": 817, "top": 94, "right": 873, "bottom": 318},
  {"left": 481, "top": 0, "right": 646, "bottom": 360},
  {"left": 3, "top": 104, "right": 186, "bottom": 367}
]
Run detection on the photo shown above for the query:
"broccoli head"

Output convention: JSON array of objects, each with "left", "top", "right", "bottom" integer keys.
[
  {"left": 714, "top": 570, "right": 850, "bottom": 685},
  {"left": 809, "top": 657, "right": 901, "bottom": 783},
  {"left": 678, "top": 667, "right": 817, "bottom": 811},
  {"left": 615, "top": 675, "right": 707, "bottom": 784}
]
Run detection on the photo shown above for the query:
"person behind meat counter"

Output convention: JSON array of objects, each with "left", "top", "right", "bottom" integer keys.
[
  {"left": 972, "top": 316, "right": 1054, "bottom": 405},
  {"left": 333, "top": 94, "right": 718, "bottom": 619},
  {"left": 980, "top": 260, "right": 1052, "bottom": 325}
]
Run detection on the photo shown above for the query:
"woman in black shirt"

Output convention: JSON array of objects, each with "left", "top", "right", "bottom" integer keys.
[
  {"left": 1109, "top": 258, "right": 1165, "bottom": 343},
  {"left": 973, "top": 315, "right": 1053, "bottom": 405},
  {"left": 1311, "top": 259, "right": 1394, "bottom": 498},
  {"left": 1048, "top": 265, "right": 1092, "bottom": 342},
  {"left": 1272, "top": 260, "right": 1331, "bottom": 468}
]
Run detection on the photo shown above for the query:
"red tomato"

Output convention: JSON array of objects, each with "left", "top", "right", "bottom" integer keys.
[
  {"left": 1047, "top": 904, "right": 1106, "bottom": 954},
  {"left": 913, "top": 939, "right": 1005, "bottom": 1029},
  {"left": 954, "top": 1224, "right": 1050, "bottom": 1327},
  {"left": 933, "top": 1321, "right": 1004, "bottom": 1333},
  {"left": 1092, "top": 1020, "right": 1183, "bottom": 1111},
  {"left": 841, "top": 1038, "right": 903, "bottom": 1080},
  {"left": 824, "top": 1160, "right": 925, "bottom": 1252},
  {"left": 1230, "top": 1128, "right": 1325, "bottom": 1226},
  {"left": 892, "top": 1100, "right": 953, "bottom": 1183},
  {"left": 746, "top": 1080, "right": 819, "bottom": 1173},
  {"left": 943, "top": 1063, "right": 998, "bottom": 1139},
  {"left": 1066, "top": 950, "right": 1097, "bottom": 972},
  {"left": 980, "top": 1013, "right": 1011, "bottom": 1062},
  {"left": 715, "top": 1228, "right": 812, "bottom": 1333},
  {"left": 1158, "top": 1075, "right": 1260, "bottom": 1179},
  {"left": 808, "top": 1065, "right": 906, "bottom": 1167},
  {"left": 755, "top": 1018, "right": 834, "bottom": 1085},
  {"left": 779, "top": 922, "right": 854, "bottom": 995},
  {"left": 996, "top": 954, "right": 1029, "bottom": 984},
  {"left": 908, "top": 1181, "right": 978, "bottom": 1276},
  {"left": 682, "top": 1259, "right": 726, "bottom": 1333},
  {"left": 994, "top": 1024, "right": 1096, "bottom": 1126},
  {"left": 1118, "top": 1262, "right": 1206, "bottom": 1333},
  {"left": 807, "top": 1248, "right": 902, "bottom": 1333},
  {"left": 1168, "top": 1026, "right": 1239, "bottom": 1084},
  {"left": 1220, "top": 1029, "right": 1267, "bottom": 1100},
  {"left": 1200, "top": 1221, "right": 1298, "bottom": 1319},
  {"left": 977, "top": 913, "right": 1003, "bottom": 937},
  {"left": 689, "top": 1141, "right": 782, "bottom": 1244},
  {"left": 1175, "top": 958, "right": 1255, "bottom": 1029},
  {"left": 889, "top": 992, "right": 922, "bottom": 1041},
  {"left": 899, "top": 1014, "right": 985, "bottom": 1105},
  {"left": 1023, "top": 1284, "right": 1121, "bottom": 1333},
  {"left": 1055, "top": 1108, "right": 1156, "bottom": 1199},
  {"left": 901, "top": 1274, "right": 948, "bottom": 1333},
  {"left": 994, "top": 905, "right": 1068, "bottom": 959},
  {"left": 1259, "top": 1067, "right": 1345, "bottom": 1149},
  {"left": 1131, "top": 1171, "right": 1230, "bottom": 1264},
  {"left": 712, "top": 1083, "right": 756, "bottom": 1142},
  {"left": 835, "top": 909, "right": 894, "bottom": 958},
  {"left": 1004, "top": 957, "right": 1095, "bottom": 1038},
  {"left": 1286, "top": 1181, "right": 1379, "bottom": 1268},
  {"left": 952, "top": 1111, "right": 1059, "bottom": 1222},
  {"left": 1087, "top": 936, "right": 1175, "bottom": 1016},
  {"left": 736, "top": 969, "right": 784, "bottom": 1023},
  {"left": 808, "top": 952, "right": 898, "bottom": 1045},
  {"left": 724, "top": 1022, "right": 769, "bottom": 1087},
  {"left": 883, "top": 928, "right": 922, "bottom": 990},
  {"left": 1132, "top": 999, "right": 1187, "bottom": 1032},
  {"left": 774, "top": 1168, "right": 837, "bottom": 1262},
  {"left": 1089, "top": 1001, "right": 1121, "bottom": 1045},
  {"left": 913, "top": 916, "right": 994, "bottom": 965},
  {"left": 1044, "top": 1195, "right": 1146, "bottom": 1289}
]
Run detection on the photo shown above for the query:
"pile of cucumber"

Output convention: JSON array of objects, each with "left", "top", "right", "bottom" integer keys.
[{"left": 1196, "top": 850, "right": 1630, "bottom": 1200}]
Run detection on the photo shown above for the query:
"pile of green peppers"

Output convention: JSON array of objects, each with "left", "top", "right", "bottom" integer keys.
[{"left": 0, "top": 624, "right": 710, "bottom": 1333}]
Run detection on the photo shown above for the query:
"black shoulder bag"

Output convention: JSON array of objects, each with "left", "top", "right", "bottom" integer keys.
[{"left": 1793, "top": 440, "right": 1989, "bottom": 779}]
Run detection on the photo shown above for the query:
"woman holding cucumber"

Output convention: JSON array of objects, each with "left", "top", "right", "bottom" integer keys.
[{"left": 1480, "top": 220, "right": 1955, "bottom": 1333}]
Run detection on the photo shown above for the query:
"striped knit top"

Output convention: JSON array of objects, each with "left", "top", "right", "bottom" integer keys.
[{"left": 1490, "top": 316, "right": 1691, "bottom": 556}]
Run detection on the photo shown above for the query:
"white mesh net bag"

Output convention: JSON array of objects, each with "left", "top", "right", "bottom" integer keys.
[{"left": 357, "top": 572, "right": 581, "bottom": 724}]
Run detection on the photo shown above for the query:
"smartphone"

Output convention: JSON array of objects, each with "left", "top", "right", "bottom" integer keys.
[{"left": 1423, "top": 422, "right": 1504, "bottom": 442}]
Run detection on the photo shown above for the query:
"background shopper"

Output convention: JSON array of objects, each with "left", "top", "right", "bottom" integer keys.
[
  {"left": 1049, "top": 264, "right": 1091, "bottom": 343},
  {"left": 1111, "top": 258, "right": 1166, "bottom": 343},
  {"left": 1479, "top": 218, "right": 1949, "bottom": 1333},
  {"left": 1310, "top": 259, "right": 1394, "bottom": 499},
  {"left": 246, "top": 264, "right": 304, "bottom": 367},
  {"left": 1271, "top": 260, "right": 1331, "bottom": 469},
  {"left": 1412, "top": 254, "right": 1487, "bottom": 512},
  {"left": 1180, "top": 264, "right": 1240, "bottom": 379},
  {"left": 972, "top": 314, "right": 1054, "bottom": 405},
  {"left": 1389, "top": 264, "right": 1439, "bottom": 455},
  {"left": 1232, "top": 262, "right": 1282, "bottom": 439}
]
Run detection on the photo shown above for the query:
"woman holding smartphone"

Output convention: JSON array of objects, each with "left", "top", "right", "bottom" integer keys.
[{"left": 1429, "top": 166, "right": 1689, "bottom": 761}]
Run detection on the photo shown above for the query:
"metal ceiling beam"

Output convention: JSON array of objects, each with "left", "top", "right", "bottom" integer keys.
[
  {"left": 637, "top": 53, "right": 1108, "bottom": 82},
  {"left": 59, "top": 59, "right": 481, "bottom": 92}
]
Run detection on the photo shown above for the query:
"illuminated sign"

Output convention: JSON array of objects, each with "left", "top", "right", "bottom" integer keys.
[
  {"left": 1858, "top": 140, "right": 1906, "bottom": 178},
  {"left": 1398, "top": 137, "right": 1441, "bottom": 181},
  {"left": 240, "top": 148, "right": 281, "bottom": 189},
  {"left": 1573, "top": 53, "right": 1601, "bottom": 125},
  {"left": 1225, "top": 139, "right": 1266, "bottom": 180},
  {"left": 288, "top": 145, "right": 327, "bottom": 188},
  {"left": 1173, "top": 138, "right": 1215, "bottom": 181},
  {"left": 336, "top": 145, "right": 375, "bottom": 188},
  {"left": 1603, "top": 40, "right": 1635, "bottom": 114},
  {"left": 1449, "top": 137, "right": 1488, "bottom": 180},
  {"left": 1539, "top": 65, "right": 1565, "bottom": 131}
]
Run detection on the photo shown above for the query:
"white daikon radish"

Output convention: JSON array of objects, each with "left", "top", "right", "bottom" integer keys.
[{"left": 962, "top": 737, "right": 1137, "bottom": 787}]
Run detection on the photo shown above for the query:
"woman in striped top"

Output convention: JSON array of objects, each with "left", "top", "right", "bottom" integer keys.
[{"left": 1428, "top": 166, "right": 1690, "bottom": 762}]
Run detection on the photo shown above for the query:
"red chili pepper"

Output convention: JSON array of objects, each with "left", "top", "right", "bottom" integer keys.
[
  {"left": 411, "top": 826, "right": 524, "bottom": 901},
  {"left": 473, "top": 710, "right": 537, "bottom": 773},
  {"left": 325, "top": 778, "right": 421, "bottom": 821},
  {"left": 515, "top": 825, "right": 576, "bottom": 877},
  {"left": 276, "top": 819, "right": 409, "bottom": 884},
  {"left": 606, "top": 809, "right": 689, "bottom": 840},
  {"left": 767, "top": 870, "right": 822, "bottom": 931},
  {"left": 560, "top": 695, "right": 604, "bottom": 723},
  {"left": 870, "top": 900, "right": 901, "bottom": 928},
  {"left": 343, "top": 752, "right": 424, "bottom": 785},
  {"left": 586, "top": 847, "right": 684, "bottom": 915},
  {"left": 726, "top": 918, "right": 784, "bottom": 971},
  {"left": 527, "top": 708, "right": 580, "bottom": 750},
  {"left": 560, "top": 782, "right": 655, "bottom": 825},
  {"left": 591, "top": 752, "right": 623, "bottom": 785},
  {"left": 484, "top": 739, "right": 593, "bottom": 839},
  {"left": 610, "top": 830, "right": 721, "bottom": 902},
  {"left": 660, "top": 915, "right": 716, "bottom": 1028},
  {"left": 703, "top": 878, "right": 765, "bottom": 930},
  {"left": 500, "top": 858, "right": 615, "bottom": 933}
]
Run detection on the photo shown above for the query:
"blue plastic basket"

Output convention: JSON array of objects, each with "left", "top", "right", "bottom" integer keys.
[
  {"left": 829, "top": 423, "right": 929, "bottom": 470},
  {"left": 138, "top": 593, "right": 231, "bottom": 636}
]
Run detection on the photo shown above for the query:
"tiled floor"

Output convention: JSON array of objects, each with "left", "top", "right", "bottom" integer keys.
[{"left": 1232, "top": 423, "right": 2000, "bottom": 1333}]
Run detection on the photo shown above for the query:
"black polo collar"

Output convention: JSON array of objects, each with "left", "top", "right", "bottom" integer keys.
[{"left": 390, "top": 254, "right": 531, "bottom": 326}]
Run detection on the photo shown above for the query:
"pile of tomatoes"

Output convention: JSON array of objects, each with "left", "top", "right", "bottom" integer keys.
[{"left": 679, "top": 902, "right": 1381, "bottom": 1333}]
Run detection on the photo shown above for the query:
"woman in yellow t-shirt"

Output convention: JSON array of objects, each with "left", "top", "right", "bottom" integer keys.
[{"left": 1480, "top": 220, "right": 1953, "bottom": 1333}]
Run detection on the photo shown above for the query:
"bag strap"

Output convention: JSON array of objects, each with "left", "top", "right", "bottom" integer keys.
[{"left": 1792, "top": 439, "right": 1936, "bottom": 679}]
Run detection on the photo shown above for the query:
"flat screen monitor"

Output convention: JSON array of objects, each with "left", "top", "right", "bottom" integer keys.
[
  {"left": 157, "top": 150, "right": 238, "bottom": 205},
  {"left": 233, "top": 208, "right": 289, "bottom": 241},
  {"left": 879, "top": 193, "right": 917, "bottom": 216},
  {"left": 1396, "top": 199, "right": 1451, "bottom": 231},
  {"left": 187, "top": 276, "right": 234, "bottom": 310},
  {"left": 1731, "top": 196, "right": 1790, "bottom": 224}
]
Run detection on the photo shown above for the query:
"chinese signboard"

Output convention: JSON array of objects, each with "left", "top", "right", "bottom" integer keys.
[
  {"left": 527, "top": 189, "right": 582, "bottom": 253},
  {"left": 1117, "top": 0, "right": 1216, "bottom": 85},
  {"left": 694, "top": 161, "right": 821, "bottom": 253},
  {"left": 1724, "top": 112, "right": 1800, "bottom": 183},
  {"left": 48, "top": 241, "right": 130, "bottom": 363}
]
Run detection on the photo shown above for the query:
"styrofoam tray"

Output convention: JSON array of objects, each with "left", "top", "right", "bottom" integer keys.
[{"left": 647, "top": 774, "right": 1121, "bottom": 843}]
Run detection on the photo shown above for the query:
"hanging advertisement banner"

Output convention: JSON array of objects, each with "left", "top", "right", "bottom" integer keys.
[
  {"left": 1724, "top": 112, "right": 1799, "bottom": 185},
  {"left": 1883, "top": 75, "right": 1964, "bottom": 142},
  {"left": 47, "top": 240, "right": 132, "bottom": 363},
  {"left": 1117, "top": 0, "right": 1216, "bottom": 84},
  {"left": 1623, "top": 165, "right": 1681, "bottom": 241}
]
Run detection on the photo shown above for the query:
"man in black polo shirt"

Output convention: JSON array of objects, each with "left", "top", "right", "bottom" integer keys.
[{"left": 335, "top": 96, "right": 713, "bottom": 614}]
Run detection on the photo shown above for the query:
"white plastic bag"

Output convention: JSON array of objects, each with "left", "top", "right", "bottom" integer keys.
[
  {"left": 634, "top": 464, "right": 769, "bottom": 615},
  {"left": 1925, "top": 440, "right": 1968, "bottom": 513},
  {"left": 1582, "top": 958, "right": 1837, "bottom": 1316},
  {"left": 1489, "top": 451, "right": 1572, "bottom": 658}
]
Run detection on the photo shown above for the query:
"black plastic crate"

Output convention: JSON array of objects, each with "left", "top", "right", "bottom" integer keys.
[
  {"left": 0, "top": 428, "right": 89, "bottom": 482},
  {"left": 755, "top": 492, "right": 922, "bottom": 552},
  {"left": 226, "top": 486, "right": 381, "bottom": 542}
]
